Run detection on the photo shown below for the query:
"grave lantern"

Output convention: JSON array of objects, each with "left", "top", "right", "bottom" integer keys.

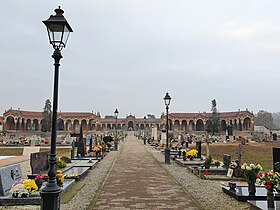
[
  {"left": 41, "top": 7, "right": 73, "bottom": 210},
  {"left": 43, "top": 6, "right": 73, "bottom": 50},
  {"left": 114, "top": 109, "right": 119, "bottom": 150},
  {"left": 163, "top": 92, "right": 172, "bottom": 164}
]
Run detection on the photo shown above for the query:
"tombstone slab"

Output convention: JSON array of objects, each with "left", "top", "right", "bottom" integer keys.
[
  {"left": 223, "top": 154, "right": 231, "bottom": 169},
  {"left": 273, "top": 148, "right": 280, "bottom": 173},
  {"left": 30, "top": 151, "right": 49, "bottom": 174},
  {"left": 0, "top": 164, "right": 22, "bottom": 196}
]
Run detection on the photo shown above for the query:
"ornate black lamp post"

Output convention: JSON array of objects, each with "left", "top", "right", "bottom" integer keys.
[
  {"left": 163, "top": 92, "right": 172, "bottom": 164},
  {"left": 41, "top": 7, "right": 73, "bottom": 210},
  {"left": 114, "top": 109, "right": 119, "bottom": 150}
]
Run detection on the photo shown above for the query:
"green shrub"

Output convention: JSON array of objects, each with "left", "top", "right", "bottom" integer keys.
[{"left": 103, "top": 136, "right": 113, "bottom": 144}]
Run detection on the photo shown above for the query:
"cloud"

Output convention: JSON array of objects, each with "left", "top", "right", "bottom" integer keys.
[{"left": 217, "top": 22, "right": 256, "bottom": 40}]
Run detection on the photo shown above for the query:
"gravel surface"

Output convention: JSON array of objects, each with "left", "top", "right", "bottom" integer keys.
[
  {"left": 145, "top": 145, "right": 249, "bottom": 210},
  {"left": 0, "top": 140, "right": 250, "bottom": 210}
]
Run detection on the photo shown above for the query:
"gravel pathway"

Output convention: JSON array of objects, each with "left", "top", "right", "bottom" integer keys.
[{"left": 145, "top": 144, "right": 249, "bottom": 210}]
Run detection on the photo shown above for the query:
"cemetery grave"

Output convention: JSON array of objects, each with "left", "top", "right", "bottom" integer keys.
[
  {"left": 0, "top": 144, "right": 100, "bottom": 206},
  {"left": 221, "top": 146, "right": 280, "bottom": 209}
]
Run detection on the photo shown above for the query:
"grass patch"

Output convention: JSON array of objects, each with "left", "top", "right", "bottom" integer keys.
[
  {"left": 189, "top": 142, "right": 280, "bottom": 171},
  {"left": 60, "top": 181, "right": 85, "bottom": 204},
  {"left": 0, "top": 148, "right": 23, "bottom": 156}
]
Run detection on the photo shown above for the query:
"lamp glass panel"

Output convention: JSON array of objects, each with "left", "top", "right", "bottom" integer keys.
[{"left": 62, "top": 27, "right": 70, "bottom": 46}]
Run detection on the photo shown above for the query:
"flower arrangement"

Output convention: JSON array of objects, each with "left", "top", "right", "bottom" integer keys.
[
  {"left": 23, "top": 179, "right": 38, "bottom": 194},
  {"left": 257, "top": 171, "right": 280, "bottom": 195},
  {"left": 186, "top": 149, "right": 198, "bottom": 159},
  {"left": 10, "top": 171, "right": 65, "bottom": 198},
  {"left": 34, "top": 174, "right": 48, "bottom": 189},
  {"left": 214, "top": 161, "right": 221, "bottom": 168},
  {"left": 241, "top": 163, "right": 263, "bottom": 184},
  {"left": 93, "top": 146, "right": 101, "bottom": 152},
  {"left": 10, "top": 180, "right": 29, "bottom": 198},
  {"left": 65, "top": 173, "right": 79, "bottom": 178},
  {"left": 57, "top": 159, "right": 67, "bottom": 169},
  {"left": 56, "top": 170, "right": 65, "bottom": 187}
]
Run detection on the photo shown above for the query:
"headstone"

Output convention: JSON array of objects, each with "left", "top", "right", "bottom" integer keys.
[
  {"left": 236, "top": 144, "right": 243, "bottom": 163},
  {"left": 223, "top": 154, "right": 231, "bottom": 169},
  {"left": 0, "top": 164, "right": 22, "bottom": 196},
  {"left": 273, "top": 148, "right": 280, "bottom": 172},
  {"left": 273, "top": 133, "right": 277, "bottom": 141},
  {"left": 30, "top": 151, "right": 49, "bottom": 174},
  {"left": 71, "top": 141, "right": 75, "bottom": 159},
  {"left": 77, "top": 127, "right": 85, "bottom": 157},
  {"left": 196, "top": 141, "right": 201, "bottom": 158}
]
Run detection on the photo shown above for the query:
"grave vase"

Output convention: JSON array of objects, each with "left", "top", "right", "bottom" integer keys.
[
  {"left": 248, "top": 181, "right": 256, "bottom": 196},
  {"left": 267, "top": 191, "right": 274, "bottom": 208}
]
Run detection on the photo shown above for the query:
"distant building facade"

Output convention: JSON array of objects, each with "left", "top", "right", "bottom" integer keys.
[{"left": 0, "top": 108, "right": 254, "bottom": 133}]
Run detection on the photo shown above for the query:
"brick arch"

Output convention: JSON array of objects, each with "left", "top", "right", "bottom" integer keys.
[
  {"left": 196, "top": 119, "right": 204, "bottom": 131},
  {"left": 57, "top": 119, "right": 64, "bottom": 131},
  {"left": 189, "top": 120, "right": 195, "bottom": 131},
  {"left": 243, "top": 117, "right": 252, "bottom": 131},
  {"left": 5, "top": 116, "right": 16, "bottom": 130}
]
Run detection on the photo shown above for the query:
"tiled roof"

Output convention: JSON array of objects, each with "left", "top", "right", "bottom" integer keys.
[
  {"left": 170, "top": 111, "right": 253, "bottom": 119},
  {"left": 4, "top": 109, "right": 43, "bottom": 118},
  {"left": 58, "top": 112, "right": 96, "bottom": 118}
]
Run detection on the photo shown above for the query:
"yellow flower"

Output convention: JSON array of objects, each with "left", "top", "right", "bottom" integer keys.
[
  {"left": 186, "top": 149, "right": 198, "bottom": 158},
  {"left": 23, "top": 179, "right": 38, "bottom": 194}
]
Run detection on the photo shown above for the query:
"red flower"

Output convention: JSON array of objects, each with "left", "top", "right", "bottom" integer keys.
[
  {"left": 259, "top": 172, "right": 262, "bottom": 177},
  {"left": 265, "top": 172, "right": 269, "bottom": 176},
  {"left": 266, "top": 185, "right": 272, "bottom": 190},
  {"left": 267, "top": 180, "right": 272, "bottom": 185}
]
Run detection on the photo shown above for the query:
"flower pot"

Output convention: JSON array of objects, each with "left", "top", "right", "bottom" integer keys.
[
  {"left": 248, "top": 182, "right": 256, "bottom": 196},
  {"left": 267, "top": 192, "right": 274, "bottom": 208}
]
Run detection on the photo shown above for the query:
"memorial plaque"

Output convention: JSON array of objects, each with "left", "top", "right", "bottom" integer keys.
[{"left": 0, "top": 164, "right": 22, "bottom": 196}]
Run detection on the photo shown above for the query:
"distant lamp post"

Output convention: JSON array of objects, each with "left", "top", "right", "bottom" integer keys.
[
  {"left": 163, "top": 92, "right": 172, "bottom": 164},
  {"left": 41, "top": 7, "right": 73, "bottom": 210},
  {"left": 143, "top": 116, "right": 147, "bottom": 145},
  {"left": 114, "top": 109, "right": 119, "bottom": 150}
]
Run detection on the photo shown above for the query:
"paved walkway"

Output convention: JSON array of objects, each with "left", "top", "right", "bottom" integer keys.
[
  {"left": 93, "top": 134, "right": 199, "bottom": 209},
  {"left": 0, "top": 156, "right": 29, "bottom": 167}
]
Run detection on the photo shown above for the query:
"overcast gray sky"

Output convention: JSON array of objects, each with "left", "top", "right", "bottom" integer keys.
[{"left": 1, "top": 1, "right": 280, "bottom": 118}]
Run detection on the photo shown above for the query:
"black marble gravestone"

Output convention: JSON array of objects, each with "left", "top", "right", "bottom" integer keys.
[
  {"left": 223, "top": 154, "right": 231, "bottom": 169},
  {"left": 196, "top": 141, "right": 201, "bottom": 159},
  {"left": 77, "top": 126, "right": 85, "bottom": 157},
  {"left": 273, "top": 148, "right": 280, "bottom": 173}
]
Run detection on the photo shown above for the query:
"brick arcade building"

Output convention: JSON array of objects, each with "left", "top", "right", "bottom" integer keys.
[{"left": 0, "top": 108, "right": 254, "bottom": 135}]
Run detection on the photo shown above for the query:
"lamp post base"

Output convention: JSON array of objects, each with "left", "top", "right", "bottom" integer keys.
[
  {"left": 114, "top": 141, "right": 118, "bottom": 151},
  {"left": 40, "top": 188, "right": 61, "bottom": 210},
  {"left": 164, "top": 147, "right": 171, "bottom": 164}
]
